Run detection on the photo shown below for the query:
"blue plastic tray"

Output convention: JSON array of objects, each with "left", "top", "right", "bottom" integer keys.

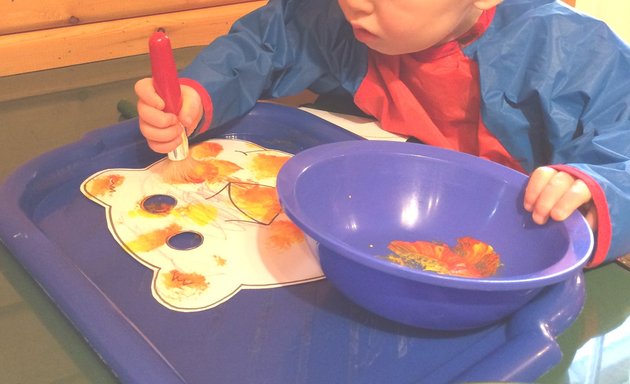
[{"left": 0, "top": 103, "right": 584, "bottom": 383}]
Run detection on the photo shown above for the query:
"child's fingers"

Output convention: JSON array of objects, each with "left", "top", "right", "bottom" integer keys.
[
  {"left": 146, "top": 138, "right": 184, "bottom": 154},
  {"left": 140, "top": 122, "right": 185, "bottom": 154},
  {"left": 137, "top": 99, "right": 184, "bottom": 154},
  {"left": 139, "top": 121, "right": 183, "bottom": 144},
  {"left": 134, "top": 78, "right": 165, "bottom": 110},
  {"left": 547, "top": 179, "right": 592, "bottom": 221},
  {"left": 135, "top": 80, "right": 201, "bottom": 153},
  {"left": 525, "top": 168, "right": 592, "bottom": 225},
  {"left": 529, "top": 171, "right": 575, "bottom": 224},
  {"left": 137, "top": 100, "right": 178, "bottom": 128},
  {"left": 524, "top": 166, "right": 556, "bottom": 212}
]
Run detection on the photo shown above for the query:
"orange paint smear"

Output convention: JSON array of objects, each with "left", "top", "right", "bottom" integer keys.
[
  {"left": 213, "top": 255, "right": 227, "bottom": 266},
  {"left": 173, "top": 202, "right": 219, "bottom": 226},
  {"left": 231, "top": 183, "right": 281, "bottom": 224},
  {"left": 191, "top": 141, "right": 224, "bottom": 159},
  {"left": 385, "top": 237, "right": 501, "bottom": 278},
  {"left": 265, "top": 219, "right": 305, "bottom": 250},
  {"left": 126, "top": 223, "right": 182, "bottom": 253},
  {"left": 163, "top": 270, "right": 209, "bottom": 291},
  {"left": 129, "top": 207, "right": 169, "bottom": 218},
  {"left": 87, "top": 174, "right": 125, "bottom": 196},
  {"left": 167, "top": 159, "right": 242, "bottom": 184},
  {"left": 251, "top": 153, "right": 290, "bottom": 180},
  {"left": 209, "top": 159, "right": 242, "bottom": 181}
]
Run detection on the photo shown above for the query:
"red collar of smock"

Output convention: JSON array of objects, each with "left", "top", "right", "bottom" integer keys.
[{"left": 354, "top": 7, "right": 524, "bottom": 172}]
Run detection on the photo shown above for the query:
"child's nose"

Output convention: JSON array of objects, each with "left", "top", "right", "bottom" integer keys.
[{"left": 340, "top": 0, "right": 375, "bottom": 18}]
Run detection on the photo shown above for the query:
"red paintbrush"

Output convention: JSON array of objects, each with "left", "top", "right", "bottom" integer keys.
[{"left": 149, "top": 30, "right": 199, "bottom": 183}]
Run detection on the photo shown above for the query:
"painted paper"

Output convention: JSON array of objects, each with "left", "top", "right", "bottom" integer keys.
[{"left": 81, "top": 139, "right": 323, "bottom": 312}]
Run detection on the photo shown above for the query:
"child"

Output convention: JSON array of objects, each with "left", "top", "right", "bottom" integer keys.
[{"left": 135, "top": 0, "right": 630, "bottom": 268}]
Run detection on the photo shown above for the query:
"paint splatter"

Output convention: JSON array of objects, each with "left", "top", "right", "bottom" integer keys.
[
  {"left": 230, "top": 182, "right": 281, "bottom": 224},
  {"left": 191, "top": 141, "right": 224, "bottom": 159},
  {"left": 86, "top": 174, "right": 125, "bottom": 196},
  {"left": 251, "top": 153, "right": 290, "bottom": 180},
  {"left": 213, "top": 255, "right": 227, "bottom": 266},
  {"left": 384, "top": 237, "right": 501, "bottom": 278},
  {"left": 265, "top": 219, "right": 305, "bottom": 250},
  {"left": 163, "top": 270, "right": 209, "bottom": 291},
  {"left": 129, "top": 206, "right": 169, "bottom": 218},
  {"left": 165, "top": 158, "right": 242, "bottom": 185},
  {"left": 208, "top": 159, "right": 242, "bottom": 182},
  {"left": 173, "top": 202, "right": 219, "bottom": 226},
  {"left": 126, "top": 223, "right": 182, "bottom": 253}
]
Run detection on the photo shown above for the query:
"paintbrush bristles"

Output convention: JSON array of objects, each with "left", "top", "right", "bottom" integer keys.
[
  {"left": 162, "top": 125, "right": 201, "bottom": 183},
  {"left": 163, "top": 155, "right": 201, "bottom": 184}
]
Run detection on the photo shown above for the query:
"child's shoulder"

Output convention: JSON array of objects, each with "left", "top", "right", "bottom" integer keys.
[
  {"left": 481, "top": 0, "right": 625, "bottom": 53},
  {"left": 494, "top": 0, "right": 609, "bottom": 32}
]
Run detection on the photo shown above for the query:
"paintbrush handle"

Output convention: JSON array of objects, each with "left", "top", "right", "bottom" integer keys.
[
  {"left": 149, "top": 31, "right": 188, "bottom": 161},
  {"left": 149, "top": 31, "right": 182, "bottom": 114}
]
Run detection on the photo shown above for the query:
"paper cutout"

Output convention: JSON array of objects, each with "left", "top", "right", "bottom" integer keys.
[{"left": 81, "top": 139, "right": 323, "bottom": 312}]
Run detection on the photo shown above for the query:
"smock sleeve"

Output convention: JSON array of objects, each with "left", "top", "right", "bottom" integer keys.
[
  {"left": 179, "top": 0, "right": 367, "bottom": 133},
  {"left": 473, "top": 3, "right": 630, "bottom": 267}
]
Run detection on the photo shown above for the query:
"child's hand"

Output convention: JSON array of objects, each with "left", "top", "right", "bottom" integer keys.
[
  {"left": 134, "top": 78, "right": 203, "bottom": 154},
  {"left": 524, "top": 166, "right": 597, "bottom": 230}
]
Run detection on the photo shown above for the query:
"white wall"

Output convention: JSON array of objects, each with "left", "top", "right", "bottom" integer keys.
[{"left": 575, "top": 0, "right": 630, "bottom": 43}]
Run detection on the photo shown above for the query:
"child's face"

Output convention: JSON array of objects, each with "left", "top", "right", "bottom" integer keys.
[{"left": 338, "top": 0, "right": 497, "bottom": 55}]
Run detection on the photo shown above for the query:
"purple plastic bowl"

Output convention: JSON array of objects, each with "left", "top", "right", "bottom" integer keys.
[{"left": 277, "top": 140, "right": 593, "bottom": 330}]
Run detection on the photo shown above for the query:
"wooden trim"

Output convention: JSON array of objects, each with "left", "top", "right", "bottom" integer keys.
[
  {"left": 0, "top": 1, "right": 266, "bottom": 77},
  {"left": 0, "top": 0, "right": 252, "bottom": 35},
  {"left": 0, "top": 47, "right": 203, "bottom": 103}
]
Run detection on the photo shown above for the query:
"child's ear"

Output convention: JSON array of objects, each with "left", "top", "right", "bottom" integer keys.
[{"left": 473, "top": 0, "right": 502, "bottom": 11}]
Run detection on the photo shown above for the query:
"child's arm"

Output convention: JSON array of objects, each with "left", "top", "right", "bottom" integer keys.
[
  {"left": 473, "top": 2, "right": 630, "bottom": 268},
  {"left": 178, "top": 0, "right": 366, "bottom": 131},
  {"left": 136, "top": 0, "right": 364, "bottom": 148}
]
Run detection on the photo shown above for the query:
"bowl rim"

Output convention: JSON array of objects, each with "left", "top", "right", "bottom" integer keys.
[{"left": 277, "top": 140, "right": 594, "bottom": 291}]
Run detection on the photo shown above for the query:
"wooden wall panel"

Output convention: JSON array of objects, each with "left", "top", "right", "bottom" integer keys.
[
  {"left": 0, "top": 0, "right": 250, "bottom": 34},
  {"left": 0, "top": 0, "right": 578, "bottom": 76},
  {"left": 0, "top": 1, "right": 266, "bottom": 76}
]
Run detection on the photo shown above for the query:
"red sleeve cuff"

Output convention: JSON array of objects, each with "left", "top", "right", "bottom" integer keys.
[
  {"left": 179, "top": 78, "right": 213, "bottom": 134},
  {"left": 550, "top": 164, "right": 611, "bottom": 268}
]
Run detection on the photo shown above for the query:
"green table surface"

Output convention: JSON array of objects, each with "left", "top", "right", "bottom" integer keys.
[{"left": 1, "top": 55, "right": 628, "bottom": 384}]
